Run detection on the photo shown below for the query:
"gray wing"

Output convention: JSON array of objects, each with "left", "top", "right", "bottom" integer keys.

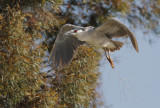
[
  {"left": 48, "top": 34, "right": 85, "bottom": 69},
  {"left": 94, "top": 19, "right": 139, "bottom": 52}
]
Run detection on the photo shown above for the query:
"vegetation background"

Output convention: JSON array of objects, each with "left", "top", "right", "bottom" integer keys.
[{"left": 0, "top": 0, "right": 160, "bottom": 108}]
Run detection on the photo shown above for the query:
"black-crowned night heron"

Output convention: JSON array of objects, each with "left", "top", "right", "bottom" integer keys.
[{"left": 48, "top": 19, "right": 139, "bottom": 69}]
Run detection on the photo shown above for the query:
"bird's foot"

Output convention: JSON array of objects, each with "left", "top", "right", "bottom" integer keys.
[{"left": 107, "top": 57, "right": 114, "bottom": 68}]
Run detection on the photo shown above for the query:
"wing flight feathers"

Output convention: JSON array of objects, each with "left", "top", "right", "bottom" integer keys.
[
  {"left": 95, "top": 19, "right": 139, "bottom": 52},
  {"left": 48, "top": 34, "right": 85, "bottom": 69}
]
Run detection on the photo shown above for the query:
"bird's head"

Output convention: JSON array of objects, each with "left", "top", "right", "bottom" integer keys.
[
  {"left": 70, "top": 25, "right": 95, "bottom": 35},
  {"left": 61, "top": 25, "right": 85, "bottom": 35},
  {"left": 60, "top": 24, "right": 94, "bottom": 35},
  {"left": 59, "top": 24, "right": 84, "bottom": 34},
  {"left": 71, "top": 25, "right": 86, "bottom": 33},
  {"left": 72, "top": 26, "right": 94, "bottom": 33}
]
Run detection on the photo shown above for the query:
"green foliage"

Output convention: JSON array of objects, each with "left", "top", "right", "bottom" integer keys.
[
  {"left": 0, "top": 0, "right": 62, "bottom": 10},
  {"left": 0, "top": 1, "right": 62, "bottom": 107},
  {"left": 0, "top": 8, "right": 46, "bottom": 107}
]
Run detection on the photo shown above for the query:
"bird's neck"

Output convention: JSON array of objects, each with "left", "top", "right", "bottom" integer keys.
[{"left": 75, "top": 30, "right": 93, "bottom": 42}]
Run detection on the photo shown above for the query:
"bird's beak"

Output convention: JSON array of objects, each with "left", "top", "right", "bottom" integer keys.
[{"left": 84, "top": 26, "right": 94, "bottom": 31}]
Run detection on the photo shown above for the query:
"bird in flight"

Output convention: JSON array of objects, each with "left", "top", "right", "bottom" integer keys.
[{"left": 48, "top": 19, "right": 139, "bottom": 69}]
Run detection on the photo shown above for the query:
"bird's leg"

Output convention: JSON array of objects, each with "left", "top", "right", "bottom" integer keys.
[
  {"left": 104, "top": 49, "right": 114, "bottom": 68},
  {"left": 108, "top": 50, "right": 114, "bottom": 68}
]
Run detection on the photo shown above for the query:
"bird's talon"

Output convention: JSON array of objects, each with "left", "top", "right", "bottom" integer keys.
[
  {"left": 110, "top": 58, "right": 114, "bottom": 68},
  {"left": 108, "top": 58, "right": 114, "bottom": 68}
]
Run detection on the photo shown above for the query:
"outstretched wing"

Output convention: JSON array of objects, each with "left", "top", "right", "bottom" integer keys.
[
  {"left": 48, "top": 34, "right": 85, "bottom": 69},
  {"left": 94, "top": 19, "right": 139, "bottom": 52}
]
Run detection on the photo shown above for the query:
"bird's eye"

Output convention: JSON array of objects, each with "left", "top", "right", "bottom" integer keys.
[{"left": 74, "top": 30, "right": 77, "bottom": 33}]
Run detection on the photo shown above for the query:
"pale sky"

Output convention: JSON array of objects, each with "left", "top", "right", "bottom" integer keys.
[{"left": 100, "top": 21, "right": 160, "bottom": 108}]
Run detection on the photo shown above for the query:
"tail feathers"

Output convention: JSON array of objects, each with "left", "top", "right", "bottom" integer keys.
[
  {"left": 128, "top": 30, "right": 139, "bottom": 52},
  {"left": 108, "top": 40, "right": 124, "bottom": 52},
  {"left": 48, "top": 35, "right": 85, "bottom": 69}
]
